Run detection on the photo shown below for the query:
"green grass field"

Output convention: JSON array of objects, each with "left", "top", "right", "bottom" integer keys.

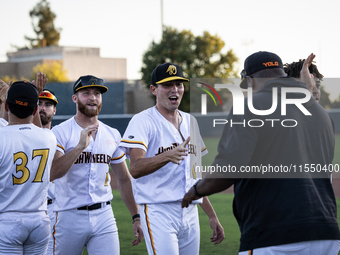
[
  {"left": 82, "top": 191, "right": 340, "bottom": 255},
  {"left": 81, "top": 135, "right": 340, "bottom": 254}
]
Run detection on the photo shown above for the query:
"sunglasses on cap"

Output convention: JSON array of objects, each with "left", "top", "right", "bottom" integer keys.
[{"left": 39, "top": 90, "right": 58, "bottom": 105}]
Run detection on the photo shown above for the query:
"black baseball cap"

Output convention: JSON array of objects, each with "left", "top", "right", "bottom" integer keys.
[
  {"left": 39, "top": 89, "right": 58, "bottom": 105},
  {"left": 240, "top": 51, "right": 283, "bottom": 89},
  {"left": 73, "top": 75, "right": 108, "bottom": 94},
  {"left": 151, "top": 63, "right": 189, "bottom": 85},
  {"left": 6, "top": 81, "right": 39, "bottom": 110}
]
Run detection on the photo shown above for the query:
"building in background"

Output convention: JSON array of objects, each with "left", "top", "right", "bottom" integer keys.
[{"left": 0, "top": 46, "right": 126, "bottom": 81}]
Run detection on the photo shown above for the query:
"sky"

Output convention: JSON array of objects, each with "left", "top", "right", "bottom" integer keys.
[{"left": 1, "top": 0, "right": 340, "bottom": 98}]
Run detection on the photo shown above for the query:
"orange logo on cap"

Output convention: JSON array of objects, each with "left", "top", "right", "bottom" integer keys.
[
  {"left": 263, "top": 61, "right": 279, "bottom": 67},
  {"left": 15, "top": 100, "right": 28, "bottom": 106},
  {"left": 166, "top": 65, "right": 177, "bottom": 75}
]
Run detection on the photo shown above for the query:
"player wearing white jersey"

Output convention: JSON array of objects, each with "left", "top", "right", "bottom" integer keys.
[
  {"left": 38, "top": 89, "right": 58, "bottom": 255},
  {"left": 50, "top": 75, "right": 143, "bottom": 255},
  {"left": 0, "top": 81, "right": 57, "bottom": 254},
  {"left": 120, "top": 63, "right": 224, "bottom": 255}
]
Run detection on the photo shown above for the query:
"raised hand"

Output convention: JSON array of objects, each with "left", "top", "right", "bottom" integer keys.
[
  {"left": 300, "top": 53, "right": 316, "bottom": 91},
  {"left": 78, "top": 124, "right": 99, "bottom": 150},
  {"left": 31, "top": 72, "right": 48, "bottom": 94},
  {"left": 167, "top": 136, "right": 190, "bottom": 165}
]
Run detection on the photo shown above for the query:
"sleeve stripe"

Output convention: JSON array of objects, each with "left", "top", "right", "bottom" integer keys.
[
  {"left": 201, "top": 147, "right": 207, "bottom": 152},
  {"left": 111, "top": 153, "right": 125, "bottom": 161},
  {"left": 57, "top": 144, "right": 65, "bottom": 152},
  {"left": 121, "top": 139, "right": 148, "bottom": 149}
]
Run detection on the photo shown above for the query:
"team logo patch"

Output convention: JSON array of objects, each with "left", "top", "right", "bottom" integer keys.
[
  {"left": 15, "top": 100, "right": 28, "bottom": 106},
  {"left": 166, "top": 65, "right": 177, "bottom": 76},
  {"left": 128, "top": 135, "right": 134, "bottom": 139},
  {"left": 89, "top": 77, "right": 98, "bottom": 84}
]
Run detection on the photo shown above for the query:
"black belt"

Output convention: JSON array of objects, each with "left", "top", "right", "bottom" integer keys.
[
  {"left": 77, "top": 201, "right": 110, "bottom": 211},
  {"left": 47, "top": 199, "right": 53, "bottom": 205}
]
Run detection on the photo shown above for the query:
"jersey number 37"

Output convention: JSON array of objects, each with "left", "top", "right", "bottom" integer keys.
[{"left": 12, "top": 149, "right": 50, "bottom": 185}]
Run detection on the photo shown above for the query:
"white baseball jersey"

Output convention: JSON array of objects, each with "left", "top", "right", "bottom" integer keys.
[
  {"left": 52, "top": 117, "right": 126, "bottom": 211},
  {"left": 120, "top": 106, "right": 207, "bottom": 204},
  {"left": 0, "top": 124, "right": 57, "bottom": 212},
  {"left": 47, "top": 182, "right": 55, "bottom": 200},
  {"left": 0, "top": 118, "right": 8, "bottom": 128}
]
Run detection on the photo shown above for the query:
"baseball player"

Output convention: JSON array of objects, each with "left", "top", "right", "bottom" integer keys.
[
  {"left": 50, "top": 75, "right": 143, "bottom": 255},
  {"left": 120, "top": 63, "right": 224, "bottom": 255},
  {"left": 0, "top": 81, "right": 57, "bottom": 254},
  {"left": 38, "top": 89, "right": 58, "bottom": 255}
]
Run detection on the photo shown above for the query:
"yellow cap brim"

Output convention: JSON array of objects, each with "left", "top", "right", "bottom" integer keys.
[
  {"left": 39, "top": 96, "right": 58, "bottom": 105},
  {"left": 75, "top": 84, "right": 108, "bottom": 93},
  {"left": 156, "top": 76, "right": 189, "bottom": 84}
]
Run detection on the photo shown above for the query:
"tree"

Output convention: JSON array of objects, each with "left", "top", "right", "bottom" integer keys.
[
  {"left": 141, "top": 26, "right": 238, "bottom": 112},
  {"left": 31, "top": 61, "right": 69, "bottom": 82},
  {"left": 24, "top": 0, "right": 61, "bottom": 48}
]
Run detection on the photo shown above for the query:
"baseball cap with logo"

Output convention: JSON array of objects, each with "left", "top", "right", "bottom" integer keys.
[
  {"left": 6, "top": 81, "right": 39, "bottom": 110},
  {"left": 240, "top": 51, "right": 283, "bottom": 89},
  {"left": 151, "top": 63, "right": 189, "bottom": 85},
  {"left": 39, "top": 89, "right": 58, "bottom": 105},
  {"left": 73, "top": 75, "right": 108, "bottom": 94}
]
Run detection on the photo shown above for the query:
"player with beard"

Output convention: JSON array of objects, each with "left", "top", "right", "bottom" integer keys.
[
  {"left": 49, "top": 75, "right": 143, "bottom": 255},
  {"left": 39, "top": 89, "right": 57, "bottom": 129}
]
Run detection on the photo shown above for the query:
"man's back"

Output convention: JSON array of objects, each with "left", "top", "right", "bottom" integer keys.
[
  {"left": 226, "top": 77, "right": 339, "bottom": 251},
  {"left": 0, "top": 124, "right": 56, "bottom": 212}
]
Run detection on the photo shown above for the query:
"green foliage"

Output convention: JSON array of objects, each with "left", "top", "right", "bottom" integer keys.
[
  {"left": 0, "top": 75, "right": 29, "bottom": 83},
  {"left": 24, "top": 0, "right": 61, "bottom": 48},
  {"left": 140, "top": 26, "right": 238, "bottom": 112},
  {"left": 0, "top": 76, "right": 18, "bottom": 84},
  {"left": 31, "top": 61, "right": 69, "bottom": 82}
]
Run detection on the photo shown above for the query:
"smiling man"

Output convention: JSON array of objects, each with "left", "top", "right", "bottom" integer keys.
[
  {"left": 49, "top": 75, "right": 143, "bottom": 255},
  {"left": 120, "top": 63, "right": 224, "bottom": 255}
]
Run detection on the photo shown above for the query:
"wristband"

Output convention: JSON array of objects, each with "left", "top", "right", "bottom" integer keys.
[
  {"left": 132, "top": 214, "right": 140, "bottom": 220},
  {"left": 193, "top": 180, "right": 204, "bottom": 198}
]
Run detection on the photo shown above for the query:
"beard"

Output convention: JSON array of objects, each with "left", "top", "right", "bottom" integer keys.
[
  {"left": 40, "top": 112, "right": 53, "bottom": 126},
  {"left": 77, "top": 100, "right": 102, "bottom": 117}
]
